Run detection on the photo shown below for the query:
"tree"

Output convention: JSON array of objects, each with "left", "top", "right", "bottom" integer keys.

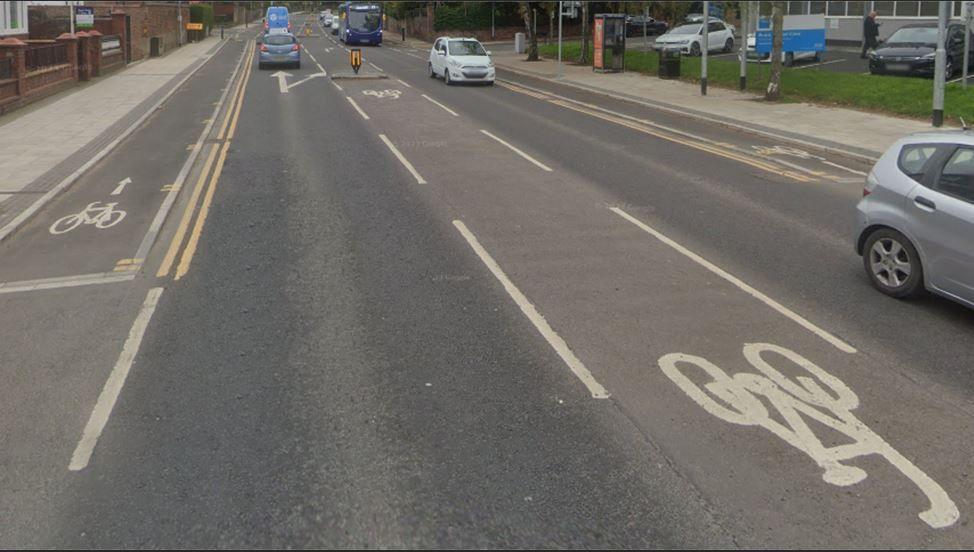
[
  {"left": 579, "top": 0, "right": 589, "bottom": 64},
  {"left": 765, "top": 1, "right": 784, "bottom": 101},
  {"left": 521, "top": 2, "right": 539, "bottom": 61}
]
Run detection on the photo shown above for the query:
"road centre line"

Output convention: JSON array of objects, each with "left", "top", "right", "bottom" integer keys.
[
  {"left": 610, "top": 207, "right": 857, "bottom": 354},
  {"left": 69, "top": 287, "right": 164, "bottom": 471},
  {"left": 452, "top": 220, "right": 610, "bottom": 399},
  {"left": 397, "top": 79, "right": 412, "bottom": 88},
  {"left": 346, "top": 96, "right": 370, "bottom": 120},
  {"left": 479, "top": 130, "right": 553, "bottom": 172},
  {"left": 421, "top": 94, "right": 459, "bottom": 116},
  {"left": 378, "top": 134, "right": 427, "bottom": 184}
]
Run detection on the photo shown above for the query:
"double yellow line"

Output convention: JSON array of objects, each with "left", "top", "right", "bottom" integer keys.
[
  {"left": 157, "top": 40, "right": 256, "bottom": 280},
  {"left": 499, "top": 81, "right": 812, "bottom": 183}
]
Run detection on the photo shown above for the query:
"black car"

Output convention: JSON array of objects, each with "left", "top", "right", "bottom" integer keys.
[
  {"left": 625, "top": 15, "right": 668, "bottom": 37},
  {"left": 869, "top": 22, "right": 973, "bottom": 78}
]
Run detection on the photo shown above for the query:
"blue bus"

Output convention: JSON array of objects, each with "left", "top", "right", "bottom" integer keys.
[{"left": 338, "top": 3, "right": 382, "bottom": 46}]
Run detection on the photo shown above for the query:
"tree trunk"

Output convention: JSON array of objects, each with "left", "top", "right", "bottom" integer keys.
[
  {"left": 522, "top": 2, "right": 539, "bottom": 61},
  {"left": 579, "top": 0, "right": 589, "bottom": 64},
  {"left": 765, "top": 2, "right": 784, "bottom": 101}
]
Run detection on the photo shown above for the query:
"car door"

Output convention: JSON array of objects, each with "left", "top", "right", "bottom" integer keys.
[
  {"left": 906, "top": 145, "right": 974, "bottom": 301},
  {"left": 431, "top": 39, "right": 445, "bottom": 73},
  {"left": 707, "top": 22, "right": 727, "bottom": 51}
]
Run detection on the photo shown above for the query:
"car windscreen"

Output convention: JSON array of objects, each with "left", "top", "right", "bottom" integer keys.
[
  {"left": 669, "top": 25, "right": 701, "bottom": 35},
  {"left": 264, "top": 34, "right": 296, "bottom": 45},
  {"left": 448, "top": 40, "right": 487, "bottom": 56},
  {"left": 886, "top": 27, "right": 938, "bottom": 46},
  {"left": 349, "top": 10, "right": 381, "bottom": 32}
]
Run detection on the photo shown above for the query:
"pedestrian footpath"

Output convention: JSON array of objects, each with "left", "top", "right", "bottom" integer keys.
[
  {"left": 484, "top": 47, "right": 933, "bottom": 161},
  {"left": 0, "top": 26, "right": 249, "bottom": 236}
]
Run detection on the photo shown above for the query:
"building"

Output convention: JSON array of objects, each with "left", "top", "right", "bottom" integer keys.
[
  {"left": 1, "top": 1, "right": 29, "bottom": 40},
  {"left": 782, "top": 1, "right": 970, "bottom": 45}
]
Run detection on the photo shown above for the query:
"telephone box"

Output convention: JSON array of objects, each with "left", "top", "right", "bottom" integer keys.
[{"left": 593, "top": 13, "right": 626, "bottom": 73}]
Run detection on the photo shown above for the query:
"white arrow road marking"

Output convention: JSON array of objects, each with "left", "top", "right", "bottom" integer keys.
[
  {"left": 286, "top": 72, "right": 327, "bottom": 91},
  {"left": 111, "top": 177, "right": 131, "bottom": 196},
  {"left": 270, "top": 70, "right": 292, "bottom": 93}
]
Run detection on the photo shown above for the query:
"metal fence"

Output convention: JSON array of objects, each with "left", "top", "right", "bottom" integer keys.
[
  {"left": 0, "top": 58, "right": 12, "bottom": 81},
  {"left": 25, "top": 43, "right": 68, "bottom": 72}
]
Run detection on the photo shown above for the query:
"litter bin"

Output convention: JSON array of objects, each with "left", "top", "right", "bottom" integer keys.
[
  {"left": 658, "top": 47, "right": 680, "bottom": 79},
  {"left": 514, "top": 32, "right": 525, "bottom": 54}
]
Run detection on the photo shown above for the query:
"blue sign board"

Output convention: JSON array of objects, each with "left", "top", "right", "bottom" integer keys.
[
  {"left": 708, "top": 3, "right": 724, "bottom": 18},
  {"left": 755, "top": 17, "right": 825, "bottom": 53}
]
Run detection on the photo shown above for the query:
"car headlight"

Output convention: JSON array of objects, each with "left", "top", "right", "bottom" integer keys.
[
  {"left": 487, "top": 60, "right": 494, "bottom": 68},
  {"left": 868, "top": 51, "right": 878, "bottom": 59},
  {"left": 922, "top": 52, "right": 936, "bottom": 59}
]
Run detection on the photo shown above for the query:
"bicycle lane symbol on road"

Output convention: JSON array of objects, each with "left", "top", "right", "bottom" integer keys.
[
  {"left": 658, "top": 342, "right": 959, "bottom": 529},
  {"left": 49, "top": 201, "right": 126, "bottom": 235}
]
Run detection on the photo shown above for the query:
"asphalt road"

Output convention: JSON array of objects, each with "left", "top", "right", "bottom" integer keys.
[{"left": 2, "top": 14, "right": 974, "bottom": 548}]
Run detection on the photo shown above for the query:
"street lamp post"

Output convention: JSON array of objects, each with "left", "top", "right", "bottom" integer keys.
[
  {"left": 701, "top": 1, "right": 709, "bottom": 95},
  {"left": 739, "top": 1, "right": 748, "bottom": 91},
  {"left": 933, "top": 1, "right": 948, "bottom": 127},
  {"left": 964, "top": 1, "right": 971, "bottom": 89}
]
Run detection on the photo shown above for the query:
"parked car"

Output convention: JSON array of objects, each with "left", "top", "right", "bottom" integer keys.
[
  {"left": 625, "top": 15, "right": 668, "bottom": 37},
  {"left": 855, "top": 131, "right": 974, "bottom": 308},
  {"left": 331, "top": 19, "right": 340, "bottom": 35},
  {"left": 746, "top": 33, "right": 821, "bottom": 65},
  {"left": 428, "top": 37, "right": 495, "bottom": 85},
  {"left": 869, "top": 22, "right": 973, "bottom": 78},
  {"left": 324, "top": 14, "right": 334, "bottom": 27},
  {"left": 653, "top": 21, "right": 734, "bottom": 56},
  {"left": 258, "top": 32, "right": 301, "bottom": 69}
]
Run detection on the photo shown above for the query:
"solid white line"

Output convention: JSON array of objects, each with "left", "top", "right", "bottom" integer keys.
[
  {"left": 421, "top": 93, "right": 459, "bottom": 116},
  {"left": 479, "top": 129, "right": 553, "bottom": 172},
  {"left": 69, "top": 287, "right": 164, "bottom": 471},
  {"left": 316, "top": 62, "right": 325, "bottom": 73},
  {"left": 609, "top": 207, "right": 857, "bottom": 354},
  {"left": 346, "top": 96, "right": 369, "bottom": 119},
  {"left": 111, "top": 177, "right": 132, "bottom": 196},
  {"left": 822, "top": 160, "right": 868, "bottom": 176},
  {"left": 453, "top": 220, "right": 610, "bottom": 399},
  {"left": 378, "top": 134, "right": 427, "bottom": 184},
  {"left": 369, "top": 61, "right": 383, "bottom": 71},
  {"left": 332, "top": 80, "right": 344, "bottom": 91},
  {"left": 397, "top": 79, "right": 412, "bottom": 88},
  {"left": 793, "top": 59, "right": 845, "bottom": 69},
  {"left": 0, "top": 271, "right": 135, "bottom": 294}
]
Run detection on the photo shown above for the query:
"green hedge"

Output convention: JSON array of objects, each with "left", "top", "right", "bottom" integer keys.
[
  {"left": 190, "top": 4, "right": 214, "bottom": 34},
  {"left": 434, "top": 2, "right": 521, "bottom": 31}
]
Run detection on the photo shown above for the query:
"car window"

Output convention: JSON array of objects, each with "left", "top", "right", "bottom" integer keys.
[
  {"left": 709, "top": 22, "right": 725, "bottom": 32},
  {"left": 448, "top": 40, "right": 487, "bottom": 56},
  {"left": 264, "top": 34, "right": 296, "bottom": 45},
  {"left": 433, "top": 39, "right": 441, "bottom": 50},
  {"left": 936, "top": 147, "right": 974, "bottom": 203},
  {"left": 898, "top": 144, "right": 943, "bottom": 183}
]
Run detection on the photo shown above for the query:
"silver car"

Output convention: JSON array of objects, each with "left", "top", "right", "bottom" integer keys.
[{"left": 855, "top": 131, "right": 974, "bottom": 308}]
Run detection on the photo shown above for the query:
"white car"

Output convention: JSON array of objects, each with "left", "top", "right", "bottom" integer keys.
[
  {"left": 653, "top": 21, "right": 735, "bottom": 56},
  {"left": 323, "top": 14, "right": 333, "bottom": 27},
  {"left": 746, "top": 34, "right": 821, "bottom": 66},
  {"left": 428, "top": 37, "right": 496, "bottom": 85}
]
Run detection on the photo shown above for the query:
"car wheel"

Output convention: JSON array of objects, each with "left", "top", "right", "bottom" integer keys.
[
  {"left": 724, "top": 38, "right": 733, "bottom": 53},
  {"left": 784, "top": 52, "right": 794, "bottom": 67},
  {"left": 428, "top": 62, "right": 436, "bottom": 78},
  {"left": 945, "top": 57, "right": 954, "bottom": 79},
  {"left": 689, "top": 42, "right": 700, "bottom": 56},
  {"left": 863, "top": 228, "right": 924, "bottom": 299},
  {"left": 444, "top": 69, "right": 452, "bottom": 85}
]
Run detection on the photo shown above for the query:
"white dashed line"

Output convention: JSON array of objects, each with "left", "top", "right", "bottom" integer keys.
[
  {"left": 346, "top": 96, "right": 369, "bottom": 119},
  {"left": 397, "top": 79, "right": 412, "bottom": 88},
  {"left": 378, "top": 134, "right": 427, "bottom": 184},
  {"left": 421, "top": 94, "right": 459, "bottom": 116},
  {"left": 479, "top": 129, "right": 553, "bottom": 172}
]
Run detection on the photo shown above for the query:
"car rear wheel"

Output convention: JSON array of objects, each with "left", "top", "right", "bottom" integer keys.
[
  {"left": 863, "top": 228, "right": 924, "bottom": 299},
  {"left": 428, "top": 63, "right": 436, "bottom": 78},
  {"left": 784, "top": 52, "right": 794, "bottom": 67},
  {"left": 723, "top": 38, "right": 733, "bottom": 53},
  {"left": 689, "top": 42, "right": 700, "bottom": 56},
  {"left": 444, "top": 69, "right": 452, "bottom": 85},
  {"left": 945, "top": 57, "right": 954, "bottom": 80}
]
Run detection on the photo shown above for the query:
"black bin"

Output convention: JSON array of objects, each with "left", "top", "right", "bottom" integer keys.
[{"left": 658, "top": 47, "right": 680, "bottom": 79}]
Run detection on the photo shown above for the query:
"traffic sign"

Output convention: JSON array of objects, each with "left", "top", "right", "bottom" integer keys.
[
  {"left": 186, "top": 22, "right": 204, "bottom": 31},
  {"left": 350, "top": 48, "right": 362, "bottom": 74}
]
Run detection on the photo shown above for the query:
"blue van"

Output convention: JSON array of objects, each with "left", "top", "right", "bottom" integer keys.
[{"left": 264, "top": 6, "right": 291, "bottom": 34}]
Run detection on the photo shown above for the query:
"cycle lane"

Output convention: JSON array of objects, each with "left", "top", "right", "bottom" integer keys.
[
  {"left": 0, "top": 35, "right": 250, "bottom": 287},
  {"left": 337, "top": 56, "right": 974, "bottom": 546}
]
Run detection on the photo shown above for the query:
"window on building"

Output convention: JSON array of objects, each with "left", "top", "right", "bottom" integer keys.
[
  {"left": 788, "top": 1, "right": 808, "bottom": 15},
  {"left": 955, "top": 1, "right": 964, "bottom": 17},
  {"left": 920, "top": 1, "right": 941, "bottom": 16},
  {"left": 895, "top": 1, "right": 920, "bottom": 16},
  {"left": 1, "top": 2, "right": 28, "bottom": 36},
  {"left": 846, "top": 1, "right": 867, "bottom": 16},
  {"left": 873, "top": 1, "right": 894, "bottom": 16},
  {"left": 810, "top": 1, "right": 827, "bottom": 15}
]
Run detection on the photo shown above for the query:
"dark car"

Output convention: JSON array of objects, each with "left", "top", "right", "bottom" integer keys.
[
  {"left": 869, "top": 22, "right": 973, "bottom": 78},
  {"left": 625, "top": 15, "right": 668, "bottom": 37}
]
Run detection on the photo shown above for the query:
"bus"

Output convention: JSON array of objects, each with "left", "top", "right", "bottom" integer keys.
[{"left": 338, "top": 2, "right": 382, "bottom": 46}]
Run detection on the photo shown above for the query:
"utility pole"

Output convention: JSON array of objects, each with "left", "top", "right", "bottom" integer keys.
[
  {"left": 643, "top": 5, "right": 647, "bottom": 51},
  {"left": 739, "top": 1, "right": 748, "bottom": 90},
  {"left": 557, "top": 1, "right": 563, "bottom": 78},
  {"left": 69, "top": 0, "right": 75, "bottom": 35},
  {"left": 933, "top": 1, "right": 949, "bottom": 127},
  {"left": 177, "top": 0, "right": 183, "bottom": 47},
  {"left": 491, "top": 1, "right": 495, "bottom": 40},
  {"left": 701, "top": 0, "right": 709, "bottom": 95},
  {"left": 965, "top": 1, "right": 971, "bottom": 88}
]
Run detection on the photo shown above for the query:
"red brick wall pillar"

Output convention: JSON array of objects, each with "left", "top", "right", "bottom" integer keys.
[
  {"left": 87, "top": 30, "right": 103, "bottom": 77},
  {"left": 75, "top": 31, "right": 91, "bottom": 81},
  {"left": 56, "top": 33, "right": 79, "bottom": 82},
  {"left": 0, "top": 38, "right": 27, "bottom": 99},
  {"left": 111, "top": 12, "right": 128, "bottom": 63}
]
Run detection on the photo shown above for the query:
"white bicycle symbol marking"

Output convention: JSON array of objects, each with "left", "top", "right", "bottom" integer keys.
[
  {"left": 49, "top": 201, "right": 127, "bottom": 235},
  {"left": 659, "top": 343, "right": 959, "bottom": 529},
  {"left": 362, "top": 89, "right": 401, "bottom": 99}
]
